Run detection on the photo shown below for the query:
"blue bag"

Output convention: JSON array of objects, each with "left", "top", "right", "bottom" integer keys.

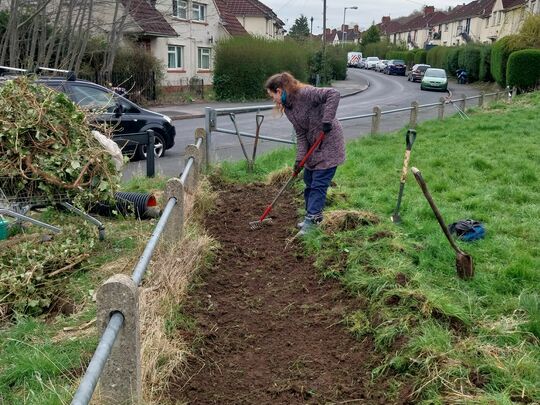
[{"left": 448, "top": 219, "right": 485, "bottom": 242}]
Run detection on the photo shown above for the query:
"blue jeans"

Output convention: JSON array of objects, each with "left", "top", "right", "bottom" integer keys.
[{"left": 303, "top": 167, "right": 337, "bottom": 218}]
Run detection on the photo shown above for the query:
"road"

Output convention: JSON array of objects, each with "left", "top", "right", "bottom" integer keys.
[{"left": 123, "top": 68, "right": 484, "bottom": 180}]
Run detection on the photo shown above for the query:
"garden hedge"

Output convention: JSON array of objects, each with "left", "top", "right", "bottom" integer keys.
[
  {"left": 491, "top": 35, "right": 525, "bottom": 87},
  {"left": 479, "top": 45, "right": 492, "bottom": 82},
  {"left": 458, "top": 46, "right": 481, "bottom": 82},
  {"left": 506, "top": 49, "right": 540, "bottom": 90}
]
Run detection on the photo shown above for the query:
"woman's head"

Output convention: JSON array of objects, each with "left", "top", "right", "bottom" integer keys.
[{"left": 265, "top": 72, "right": 305, "bottom": 106}]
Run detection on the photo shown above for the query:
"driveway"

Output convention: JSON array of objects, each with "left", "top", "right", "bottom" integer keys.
[{"left": 123, "top": 69, "right": 486, "bottom": 180}]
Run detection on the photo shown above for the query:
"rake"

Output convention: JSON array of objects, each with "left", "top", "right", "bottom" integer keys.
[{"left": 249, "top": 131, "right": 325, "bottom": 231}]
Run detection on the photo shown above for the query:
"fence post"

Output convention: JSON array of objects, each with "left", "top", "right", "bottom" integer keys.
[
  {"left": 195, "top": 128, "right": 207, "bottom": 169},
  {"left": 164, "top": 178, "right": 184, "bottom": 242},
  {"left": 512, "top": 86, "right": 517, "bottom": 99},
  {"left": 495, "top": 91, "right": 501, "bottom": 101},
  {"left": 371, "top": 106, "right": 381, "bottom": 135},
  {"left": 204, "top": 107, "right": 216, "bottom": 168},
  {"left": 438, "top": 97, "right": 445, "bottom": 120},
  {"left": 478, "top": 92, "right": 484, "bottom": 107},
  {"left": 409, "top": 101, "right": 419, "bottom": 128},
  {"left": 460, "top": 94, "right": 466, "bottom": 112},
  {"left": 146, "top": 130, "right": 155, "bottom": 178},
  {"left": 97, "top": 274, "right": 140, "bottom": 404},
  {"left": 183, "top": 144, "right": 201, "bottom": 194}
]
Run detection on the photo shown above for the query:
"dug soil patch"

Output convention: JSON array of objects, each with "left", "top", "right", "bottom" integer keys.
[{"left": 168, "top": 182, "right": 394, "bottom": 404}]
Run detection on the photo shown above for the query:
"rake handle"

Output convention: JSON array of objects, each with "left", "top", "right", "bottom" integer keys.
[{"left": 258, "top": 131, "right": 325, "bottom": 223}]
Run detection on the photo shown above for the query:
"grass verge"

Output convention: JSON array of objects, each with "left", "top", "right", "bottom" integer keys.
[{"left": 215, "top": 92, "right": 540, "bottom": 403}]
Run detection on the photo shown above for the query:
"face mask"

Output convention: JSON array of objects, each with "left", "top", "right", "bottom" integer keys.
[{"left": 281, "top": 90, "right": 287, "bottom": 104}]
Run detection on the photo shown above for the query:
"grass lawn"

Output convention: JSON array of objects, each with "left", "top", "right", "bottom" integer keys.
[
  {"left": 218, "top": 92, "right": 540, "bottom": 403},
  {"left": 0, "top": 176, "right": 167, "bottom": 404}
]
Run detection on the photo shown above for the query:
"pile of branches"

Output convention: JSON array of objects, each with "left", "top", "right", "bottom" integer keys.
[{"left": 0, "top": 76, "right": 119, "bottom": 205}]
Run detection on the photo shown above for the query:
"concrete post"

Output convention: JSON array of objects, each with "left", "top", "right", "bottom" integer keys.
[
  {"left": 478, "top": 92, "right": 484, "bottom": 107},
  {"left": 460, "top": 94, "right": 466, "bottom": 112},
  {"left": 194, "top": 128, "right": 207, "bottom": 169},
  {"left": 183, "top": 144, "right": 201, "bottom": 194},
  {"left": 409, "top": 101, "right": 419, "bottom": 128},
  {"left": 164, "top": 178, "right": 184, "bottom": 242},
  {"left": 371, "top": 106, "right": 381, "bottom": 135},
  {"left": 512, "top": 86, "right": 517, "bottom": 99},
  {"left": 438, "top": 97, "right": 445, "bottom": 120},
  {"left": 97, "top": 274, "right": 140, "bottom": 405},
  {"left": 204, "top": 107, "right": 216, "bottom": 168}
]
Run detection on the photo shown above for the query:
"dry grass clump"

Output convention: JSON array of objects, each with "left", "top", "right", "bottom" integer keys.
[
  {"left": 139, "top": 177, "right": 217, "bottom": 403},
  {"left": 322, "top": 210, "right": 380, "bottom": 233},
  {"left": 265, "top": 165, "right": 293, "bottom": 186}
]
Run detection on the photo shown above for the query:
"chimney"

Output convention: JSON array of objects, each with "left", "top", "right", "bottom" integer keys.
[
  {"left": 354, "top": 24, "right": 359, "bottom": 32},
  {"left": 382, "top": 16, "right": 391, "bottom": 24},
  {"left": 342, "top": 24, "right": 349, "bottom": 31},
  {"left": 332, "top": 28, "right": 337, "bottom": 34},
  {"left": 325, "top": 28, "right": 331, "bottom": 34},
  {"left": 424, "top": 6, "right": 435, "bottom": 15}
]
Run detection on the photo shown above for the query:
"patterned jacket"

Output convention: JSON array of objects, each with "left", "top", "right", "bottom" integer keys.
[{"left": 284, "top": 86, "right": 346, "bottom": 170}]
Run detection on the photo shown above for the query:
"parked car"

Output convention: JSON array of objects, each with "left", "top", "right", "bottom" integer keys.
[
  {"left": 0, "top": 67, "right": 176, "bottom": 160},
  {"left": 407, "top": 64, "right": 431, "bottom": 82},
  {"left": 420, "top": 68, "right": 448, "bottom": 91},
  {"left": 365, "top": 56, "right": 380, "bottom": 70},
  {"left": 375, "top": 60, "right": 388, "bottom": 72},
  {"left": 357, "top": 58, "right": 366, "bottom": 69},
  {"left": 384, "top": 60, "right": 406, "bottom": 76}
]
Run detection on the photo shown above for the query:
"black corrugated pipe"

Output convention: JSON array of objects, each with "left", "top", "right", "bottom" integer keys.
[{"left": 91, "top": 192, "right": 159, "bottom": 219}]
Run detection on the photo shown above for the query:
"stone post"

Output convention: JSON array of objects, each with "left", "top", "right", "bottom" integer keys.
[
  {"left": 511, "top": 87, "right": 517, "bottom": 99},
  {"left": 183, "top": 144, "right": 201, "bottom": 194},
  {"left": 438, "top": 97, "right": 446, "bottom": 120},
  {"left": 194, "top": 128, "right": 207, "bottom": 170},
  {"left": 97, "top": 274, "right": 140, "bottom": 405},
  {"left": 164, "top": 178, "right": 184, "bottom": 243},
  {"left": 409, "top": 101, "right": 419, "bottom": 128},
  {"left": 478, "top": 92, "right": 484, "bottom": 107},
  {"left": 371, "top": 106, "right": 381, "bottom": 135}
]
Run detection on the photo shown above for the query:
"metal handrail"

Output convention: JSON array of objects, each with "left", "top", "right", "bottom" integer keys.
[
  {"left": 71, "top": 137, "right": 203, "bottom": 405},
  {"left": 381, "top": 106, "right": 414, "bottom": 115},
  {"left": 339, "top": 112, "right": 376, "bottom": 121},
  {"left": 213, "top": 127, "right": 296, "bottom": 145},
  {"left": 215, "top": 104, "right": 274, "bottom": 114}
]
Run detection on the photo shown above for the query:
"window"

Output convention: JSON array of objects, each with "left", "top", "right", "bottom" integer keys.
[
  {"left": 192, "top": 2, "right": 206, "bottom": 21},
  {"left": 168, "top": 45, "right": 184, "bottom": 69},
  {"left": 485, "top": 17, "right": 489, "bottom": 28},
  {"left": 465, "top": 18, "right": 470, "bottom": 33},
  {"left": 497, "top": 11, "right": 502, "bottom": 24},
  {"left": 69, "top": 84, "right": 115, "bottom": 112},
  {"left": 445, "top": 24, "right": 448, "bottom": 31},
  {"left": 198, "top": 47, "right": 211, "bottom": 69},
  {"left": 173, "top": 0, "right": 187, "bottom": 19}
]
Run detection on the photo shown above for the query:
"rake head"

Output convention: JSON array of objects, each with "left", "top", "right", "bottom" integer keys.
[{"left": 249, "top": 218, "right": 273, "bottom": 230}]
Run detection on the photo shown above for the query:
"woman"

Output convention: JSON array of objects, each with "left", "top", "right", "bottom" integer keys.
[{"left": 265, "top": 72, "right": 345, "bottom": 235}]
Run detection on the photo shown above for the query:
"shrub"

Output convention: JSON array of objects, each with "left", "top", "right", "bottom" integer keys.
[
  {"left": 362, "top": 41, "right": 404, "bottom": 59},
  {"left": 414, "top": 50, "right": 427, "bottom": 64},
  {"left": 479, "top": 45, "right": 492, "bottom": 82},
  {"left": 446, "top": 47, "right": 461, "bottom": 76},
  {"left": 507, "top": 49, "right": 540, "bottom": 91},
  {"left": 458, "top": 46, "right": 481, "bottom": 82},
  {"left": 213, "top": 36, "right": 309, "bottom": 100},
  {"left": 491, "top": 35, "right": 525, "bottom": 87},
  {"left": 427, "top": 46, "right": 451, "bottom": 69},
  {"left": 326, "top": 45, "right": 348, "bottom": 81}
]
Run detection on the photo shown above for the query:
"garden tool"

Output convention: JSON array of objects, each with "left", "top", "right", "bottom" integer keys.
[
  {"left": 229, "top": 113, "right": 251, "bottom": 166},
  {"left": 249, "top": 131, "right": 325, "bottom": 231},
  {"left": 391, "top": 128, "right": 417, "bottom": 223},
  {"left": 249, "top": 113, "right": 264, "bottom": 172},
  {"left": 411, "top": 167, "right": 474, "bottom": 280}
]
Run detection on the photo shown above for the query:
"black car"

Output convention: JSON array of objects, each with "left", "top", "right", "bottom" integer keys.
[
  {"left": 384, "top": 60, "right": 406, "bottom": 76},
  {"left": 1, "top": 67, "right": 175, "bottom": 159}
]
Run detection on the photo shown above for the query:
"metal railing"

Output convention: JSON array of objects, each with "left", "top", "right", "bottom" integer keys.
[
  {"left": 203, "top": 87, "right": 515, "bottom": 167},
  {"left": 71, "top": 129, "right": 207, "bottom": 405}
]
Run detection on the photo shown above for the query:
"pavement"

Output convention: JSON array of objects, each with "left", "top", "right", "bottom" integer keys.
[{"left": 149, "top": 75, "right": 370, "bottom": 121}]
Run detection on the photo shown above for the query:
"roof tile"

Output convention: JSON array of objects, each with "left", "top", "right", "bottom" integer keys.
[{"left": 121, "top": 0, "right": 177, "bottom": 37}]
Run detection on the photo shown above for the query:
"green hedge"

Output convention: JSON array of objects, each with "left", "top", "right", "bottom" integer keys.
[
  {"left": 427, "top": 46, "right": 452, "bottom": 69},
  {"left": 414, "top": 50, "right": 427, "bottom": 64},
  {"left": 362, "top": 41, "right": 405, "bottom": 59},
  {"left": 446, "top": 47, "right": 461, "bottom": 76},
  {"left": 507, "top": 49, "right": 540, "bottom": 90},
  {"left": 491, "top": 35, "right": 524, "bottom": 87},
  {"left": 458, "top": 46, "right": 481, "bottom": 82},
  {"left": 479, "top": 45, "right": 492, "bottom": 82},
  {"left": 213, "top": 36, "right": 309, "bottom": 100}
]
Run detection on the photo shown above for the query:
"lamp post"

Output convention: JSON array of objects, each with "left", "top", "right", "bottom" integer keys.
[
  {"left": 343, "top": 6, "right": 358, "bottom": 45},
  {"left": 310, "top": 16, "right": 314, "bottom": 35}
]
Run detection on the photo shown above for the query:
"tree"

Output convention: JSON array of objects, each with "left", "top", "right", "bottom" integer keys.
[
  {"left": 288, "top": 15, "right": 310, "bottom": 41},
  {"left": 361, "top": 25, "right": 380, "bottom": 47}
]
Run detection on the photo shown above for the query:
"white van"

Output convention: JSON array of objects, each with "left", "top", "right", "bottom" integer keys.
[{"left": 347, "top": 52, "right": 363, "bottom": 68}]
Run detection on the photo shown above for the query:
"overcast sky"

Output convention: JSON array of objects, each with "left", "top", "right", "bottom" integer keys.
[{"left": 263, "top": 0, "right": 470, "bottom": 33}]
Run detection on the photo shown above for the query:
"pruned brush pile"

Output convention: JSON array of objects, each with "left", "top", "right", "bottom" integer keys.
[{"left": 0, "top": 76, "right": 119, "bottom": 205}]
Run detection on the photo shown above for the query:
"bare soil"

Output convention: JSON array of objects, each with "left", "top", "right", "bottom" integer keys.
[{"left": 168, "top": 182, "right": 399, "bottom": 404}]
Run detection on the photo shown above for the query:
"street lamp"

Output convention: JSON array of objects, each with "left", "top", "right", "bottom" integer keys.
[{"left": 343, "top": 6, "right": 358, "bottom": 45}]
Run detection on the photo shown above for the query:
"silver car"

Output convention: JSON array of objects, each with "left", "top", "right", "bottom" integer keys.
[{"left": 365, "top": 56, "right": 380, "bottom": 70}]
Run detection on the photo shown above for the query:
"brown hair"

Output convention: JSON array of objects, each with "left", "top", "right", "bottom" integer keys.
[{"left": 264, "top": 72, "right": 307, "bottom": 95}]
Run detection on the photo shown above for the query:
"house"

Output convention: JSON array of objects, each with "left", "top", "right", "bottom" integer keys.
[
  {"left": 338, "top": 25, "right": 361, "bottom": 44},
  {"left": 482, "top": 0, "right": 529, "bottom": 43},
  {"left": 223, "top": 0, "right": 286, "bottom": 39}
]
